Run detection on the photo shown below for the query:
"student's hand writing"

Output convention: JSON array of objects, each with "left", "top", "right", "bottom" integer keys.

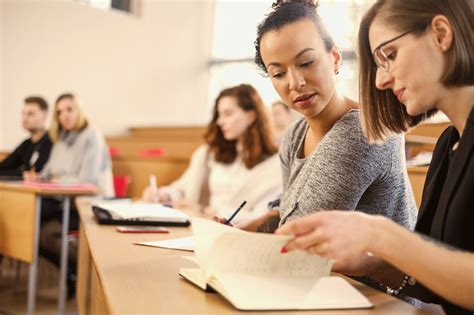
[
  {"left": 211, "top": 214, "right": 234, "bottom": 227},
  {"left": 276, "top": 211, "right": 382, "bottom": 275},
  {"left": 142, "top": 186, "right": 171, "bottom": 203}
]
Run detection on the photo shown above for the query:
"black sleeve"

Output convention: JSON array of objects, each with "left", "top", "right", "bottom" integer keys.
[
  {"left": 32, "top": 136, "right": 53, "bottom": 172},
  {"left": 0, "top": 140, "right": 29, "bottom": 176}
]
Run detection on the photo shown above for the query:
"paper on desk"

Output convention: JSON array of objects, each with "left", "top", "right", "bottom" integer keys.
[
  {"left": 181, "top": 255, "right": 199, "bottom": 264},
  {"left": 135, "top": 236, "right": 195, "bottom": 252}
]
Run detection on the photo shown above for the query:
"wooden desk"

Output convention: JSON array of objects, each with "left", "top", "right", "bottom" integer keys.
[
  {"left": 0, "top": 181, "right": 96, "bottom": 315},
  {"left": 76, "top": 200, "right": 426, "bottom": 315}
]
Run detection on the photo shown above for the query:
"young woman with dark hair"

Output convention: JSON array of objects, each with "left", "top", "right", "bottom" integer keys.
[{"left": 143, "top": 84, "right": 281, "bottom": 224}]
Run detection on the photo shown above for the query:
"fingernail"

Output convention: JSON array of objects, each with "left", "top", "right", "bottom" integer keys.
[{"left": 280, "top": 247, "right": 288, "bottom": 254}]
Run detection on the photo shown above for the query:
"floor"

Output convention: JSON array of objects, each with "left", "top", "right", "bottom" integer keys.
[{"left": 0, "top": 257, "right": 77, "bottom": 315}]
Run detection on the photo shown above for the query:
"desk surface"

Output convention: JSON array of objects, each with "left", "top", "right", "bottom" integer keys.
[
  {"left": 77, "top": 200, "right": 427, "bottom": 314},
  {"left": 0, "top": 181, "right": 97, "bottom": 195}
]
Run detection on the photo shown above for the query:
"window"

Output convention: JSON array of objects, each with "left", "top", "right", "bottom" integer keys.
[
  {"left": 209, "top": 0, "right": 375, "bottom": 106},
  {"left": 75, "top": 0, "right": 139, "bottom": 15}
]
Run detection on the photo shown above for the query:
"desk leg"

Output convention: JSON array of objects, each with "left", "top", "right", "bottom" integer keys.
[
  {"left": 27, "top": 196, "right": 41, "bottom": 315},
  {"left": 58, "top": 196, "right": 71, "bottom": 314}
]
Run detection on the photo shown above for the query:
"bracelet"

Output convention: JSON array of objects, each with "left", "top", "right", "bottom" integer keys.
[{"left": 383, "top": 274, "right": 416, "bottom": 296}]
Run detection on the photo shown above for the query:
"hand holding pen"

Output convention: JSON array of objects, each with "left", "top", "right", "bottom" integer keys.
[{"left": 212, "top": 201, "right": 247, "bottom": 226}]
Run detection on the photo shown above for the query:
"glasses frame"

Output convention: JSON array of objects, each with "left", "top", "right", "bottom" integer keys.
[{"left": 372, "top": 29, "right": 415, "bottom": 72}]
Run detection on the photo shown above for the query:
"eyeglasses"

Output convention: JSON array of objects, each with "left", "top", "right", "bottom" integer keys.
[{"left": 372, "top": 29, "right": 414, "bottom": 72}]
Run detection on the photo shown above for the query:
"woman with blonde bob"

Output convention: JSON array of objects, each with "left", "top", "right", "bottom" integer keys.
[{"left": 277, "top": 0, "right": 474, "bottom": 313}]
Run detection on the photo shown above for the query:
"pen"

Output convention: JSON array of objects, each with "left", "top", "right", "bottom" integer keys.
[{"left": 225, "top": 201, "right": 247, "bottom": 225}]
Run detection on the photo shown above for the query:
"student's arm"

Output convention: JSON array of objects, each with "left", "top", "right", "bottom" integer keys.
[
  {"left": 372, "top": 218, "right": 474, "bottom": 310},
  {"left": 0, "top": 140, "right": 28, "bottom": 176},
  {"left": 32, "top": 137, "right": 52, "bottom": 172},
  {"left": 277, "top": 211, "right": 474, "bottom": 311},
  {"left": 166, "top": 145, "right": 210, "bottom": 203}
]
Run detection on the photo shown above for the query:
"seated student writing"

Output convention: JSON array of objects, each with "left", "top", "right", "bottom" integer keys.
[
  {"left": 143, "top": 84, "right": 281, "bottom": 224},
  {"left": 24, "top": 93, "right": 114, "bottom": 298},
  {"left": 277, "top": 0, "right": 474, "bottom": 313},
  {"left": 216, "top": 0, "right": 417, "bottom": 235},
  {"left": 0, "top": 96, "right": 52, "bottom": 178}
]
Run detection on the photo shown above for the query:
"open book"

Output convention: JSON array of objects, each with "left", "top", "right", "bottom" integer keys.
[
  {"left": 179, "top": 218, "right": 372, "bottom": 311},
  {"left": 92, "top": 201, "right": 190, "bottom": 226}
]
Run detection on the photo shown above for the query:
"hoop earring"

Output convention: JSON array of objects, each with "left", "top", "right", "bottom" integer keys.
[{"left": 334, "top": 69, "right": 339, "bottom": 75}]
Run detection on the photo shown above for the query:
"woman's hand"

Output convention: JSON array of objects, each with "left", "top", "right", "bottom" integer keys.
[
  {"left": 276, "top": 211, "right": 383, "bottom": 275},
  {"left": 211, "top": 214, "right": 234, "bottom": 226},
  {"left": 22, "top": 170, "right": 40, "bottom": 182}
]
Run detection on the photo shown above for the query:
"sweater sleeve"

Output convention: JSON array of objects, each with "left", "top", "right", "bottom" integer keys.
[
  {"left": 281, "top": 113, "right": 392, "bottom": 223},
  {"left": 0, "top": 140, "right": 29, "bottom": 176},
  {"left": 32, "top": 136, "right": 52, "bottom": 173}
]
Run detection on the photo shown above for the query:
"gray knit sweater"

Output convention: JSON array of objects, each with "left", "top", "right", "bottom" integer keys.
[
  {"left": 279, "top": 110, "right": 417, "bottom": 229},
  {"left": 40, "top": 126, "right": 114, "bottom": 197}
]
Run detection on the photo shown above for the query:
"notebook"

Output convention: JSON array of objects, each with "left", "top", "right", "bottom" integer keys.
[
  {"left": 136, "top": 236, "right": 195, "bottom": 251},
  {"left": 92, "top": 201, "right": 190, "bottom": 227},
  {"left": 179, "top": 218, "right": 373, "bottom": 311}
]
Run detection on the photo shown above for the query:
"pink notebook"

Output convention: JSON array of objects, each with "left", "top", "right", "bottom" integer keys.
[{"left": 21, "top": 181, "right": 97, "bottom": 192}]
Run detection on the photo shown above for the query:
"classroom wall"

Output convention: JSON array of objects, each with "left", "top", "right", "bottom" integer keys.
[{"left": 0, "top": 0, "right": 214, "bottom": 150}]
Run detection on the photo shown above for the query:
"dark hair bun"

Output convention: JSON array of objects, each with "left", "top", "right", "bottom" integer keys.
[{"left": 272, "top": 0, "right": 319, "bottom": 10}]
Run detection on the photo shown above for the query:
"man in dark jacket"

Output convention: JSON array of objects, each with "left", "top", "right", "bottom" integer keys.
[{"left": 0, "top": 96, "right": 52, "bottom": 178}]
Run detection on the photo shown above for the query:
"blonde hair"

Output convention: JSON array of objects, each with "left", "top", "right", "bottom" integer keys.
[{"left": 49, "top": 93, "right": 88, "bottom": 143}]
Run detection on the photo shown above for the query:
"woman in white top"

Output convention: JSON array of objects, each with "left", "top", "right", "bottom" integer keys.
[{"left": 143, "top": 84, "right": 282, "bottom": 223}]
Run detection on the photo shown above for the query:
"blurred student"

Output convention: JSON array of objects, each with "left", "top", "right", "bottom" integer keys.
[
  {"left": 24, "top": 93, "right": 114, "bottom": 298},
  {"left": 143, "top": 84, "right": 281, "bottom": 224},
  {"left": 0, "top": 96, "right": 52, "bottom": 178}
]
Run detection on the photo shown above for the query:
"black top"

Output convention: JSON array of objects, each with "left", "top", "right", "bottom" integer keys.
[
  {"left": 0, "top": 133, "right": 53, "bottom": 178},
  {"left": 406, "top": 108, "right": 474, "bottom": 314}
]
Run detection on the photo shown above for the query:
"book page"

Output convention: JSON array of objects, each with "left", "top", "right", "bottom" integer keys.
[
  {"left": 208, "top": 231, "right": 331, "bottom": 278},
  {"left": 136, "top": 236, "right": 194, "bottom": 251},
  {"left": 210, "top": 274, "right": 372, "bottom": 310},
  {"left": 191, "top": 218, "right": 245, "bottom": 271},
  {"left": 210, "top": 273, "right": 317, "bottom": 310}
]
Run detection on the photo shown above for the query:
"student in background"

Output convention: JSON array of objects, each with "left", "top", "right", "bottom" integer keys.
[
  {"left": 24, "top": 93, "right": 114, "bottom": 298},
  {"left": 229, "top": 0, "right": 417, "bottom": 234},
  {"left": 277, "top": 0, "right": 473, "bottom": 313},
  {"left": 0, "top": 96, "right": 52, "bottom": 178},
  {"left": 271, "top": 100, "right": 296, "bottom": 143},
  {"left": 24, "top": 93, "right": 114, "bottom": 195},
  {"left": 143, "top": 84, "right": 281, "bottom": 224}
]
